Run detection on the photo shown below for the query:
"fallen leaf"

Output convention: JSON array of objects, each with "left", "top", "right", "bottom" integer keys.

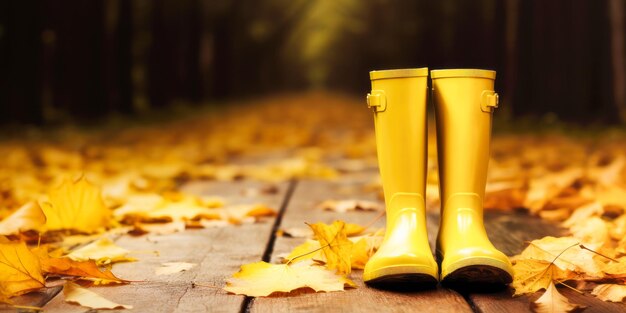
[
  {"left": 532, "top": 281, "right": 585, "bottom": 313},
  {"left": 40, "top": 177, "right": 112, "bottom": 233},
  {"left": 68, "top": 238, "right": 135, "bottom": 265},
  {"left": 308, "top": 221, "right": 353, "bottom": 275},
  {"left": 284, "top": 240, "right": 322, "bottom": 263},
  {"left": 33, "top": 247, "right": 123, "bottom": 284},
  {"left": 591, "top": 284, "right": 626, "bottom": 302},
  {"left": 562, "top": 202, "right": 603, "bottom": 229},
  {"left": 130, "top": 221, "right": 186, "bottom": 236},
  {"left": 511, "top": 259, "right": 571, "bottom": 296},
  {"left": 317, "top": 200, "right": 381, "bottom": 213},
  {"left": 63, "top": 281, "right": 132, "bottom": 309},
  {"left": 518, "top": 236, "right": 603, "bottom": 276},
  {"left": 0, "top": 202, "right": 46, "bottom": 235},
  {"left": 569, "top": 217, "right": 610, "bottom": 245},
  {"left": 524, "top": 169, "right": 582, "bottom": 214},
  {"left": 0, "top": 241, "right": 45, "bottom": 299},
  {"left": 155, "top": 262, "right": 195, "bottom": 275},
  {"left": 224, "top": 260, "right": 355, "bottom": 297}
]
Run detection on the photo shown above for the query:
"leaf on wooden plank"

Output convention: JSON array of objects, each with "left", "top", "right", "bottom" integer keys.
[
  {"left": 511, "top": 259, "right": 571, "bottom": 296},
  {"left": 282, "top": 222, "right": 365, "bottom": 239},
  {"left": 40, "top": 177, "right": 112, "bottom": 233},
  {"left": 155, "top": 262, "right": 195, "bottom": 275},
  {"left": 591, "top": 284, "right": 626, "bottom": 302},
  {"left": 0, "top": 202, "right": 46, "bottom": 235},
  {"left": 220, "top": 204, "right": 277, "bottom": 224},
  {"left": 316, "top": 199, "right": 382, "bottom": 213},
  {"left": 143, "top": 201, "right": 222, "bottom": 222},
  {"left": 63, "top": 282, "right": 132, "bottom": 309},
  {"left": 68, "top": 238, "right": 135, "bottom": 265},
  {"left": 224, "top": 260, "right": 355, "bottom": 297},
  {"left": 33, "top": 246, "right": 123, "bottom": 284},
  {"left": 0, "top": 241, "right": 45, "bottom": 299},
  {"left": 308, "top": 221, "right": 353, "bottom": 275},
  {"left": 284, "top": 240, "right": 322, "bottom": 263},
  {"left": 350, "top": 237, "right": 370, "bottom": 269},
  {"left": 129, "top": 221, "right": 186, "bottom": 236},
  {"left": 532, "top": 282, "right": 585, "bottom": 313},
  {"left": 518, "top": 236, "right": 603, "bottom": 276},
  {"left": 281, "top": 227, "right": 313, "bottom": 238}
]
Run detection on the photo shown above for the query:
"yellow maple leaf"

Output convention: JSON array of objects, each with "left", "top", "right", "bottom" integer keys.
[
  {"left": 0, "top": 241, "right": 45, "bottom": 299},
  {"left": 68, "top": 238, "right": 135, "bottom": 266},
  {"left": 307, "top": 221, "right": 353, "bottom": 275},
  {"left": 224, "top": 260, "right": 355, "bottom": 297},
  {"left": 532, "top": 282, "right": 585, "bottom": 313},
  {"left": 591, "top": 284, "right": 626, "bottom": 302},
  {"left": 511, "top": 259, "right": 571, "bottom": 296},
  {"left": 40, "top": 177, "right": 112, "bottom": 233},
  {"left": 63, "top": 282, "right": 132, "bottom": 309},
  {"left": 0, "top": 202, "right": 46, "bottom": 235},
  {"left": 285, "top": 239, "right": 322, "bottom": 263}
]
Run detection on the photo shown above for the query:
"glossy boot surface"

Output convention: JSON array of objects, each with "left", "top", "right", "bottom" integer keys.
[
  {"left": 363, "top": 68, "right": 438, "bottom": 288},
  {"left": 431, "top": 69, "right": 513, "bottom": 288}
]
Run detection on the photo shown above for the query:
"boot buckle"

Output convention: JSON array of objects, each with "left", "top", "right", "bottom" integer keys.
[
  {"left": 367, "top": 90, "right": 387, "bottom": 112},
  {"left": 480, "top": 90, "right": 499, "bottom": 112}
]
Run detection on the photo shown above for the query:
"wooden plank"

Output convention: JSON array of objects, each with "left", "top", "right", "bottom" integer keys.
[
  {"left": 251, "top": 173, "right": 473, "bottom": 313},
  {"left": 39, "top": 180, "right": 289, "bottom": 313}
]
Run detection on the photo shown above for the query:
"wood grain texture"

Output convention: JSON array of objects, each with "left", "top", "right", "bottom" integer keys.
[
  {"left": 251, "top": 174, "right": 473, "bottom": 313},
  {"left": 40, "top": 180, "right": 288, "bottom": 313}
]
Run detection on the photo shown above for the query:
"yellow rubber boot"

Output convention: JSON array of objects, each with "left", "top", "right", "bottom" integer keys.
[
  {"left": 431, "top": 69, "right": 513, "bottom": 287},
  {"left": 363, "top": 68, "right": 438, "bottom": 288}
]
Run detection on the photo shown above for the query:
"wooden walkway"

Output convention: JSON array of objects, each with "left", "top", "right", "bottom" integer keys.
[{"left": 3, "top": 170, "right": 626, "bottom": 313}]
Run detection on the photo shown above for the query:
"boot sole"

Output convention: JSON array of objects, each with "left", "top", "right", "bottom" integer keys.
[
  {"left": 441, "top": 265, "right": 512, "bottom": 291},
  {"left": 365, "top": 273, "right": 438, "bottom": 291}
]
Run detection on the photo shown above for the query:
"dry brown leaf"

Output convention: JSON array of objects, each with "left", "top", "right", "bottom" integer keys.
[
  {"left": 0, "top": 202, "right": 46, "bottom": 235},
  {"left": 224, "top": 260, "right": 355, "bottom": 297},
  {"left": 40, "top": 177, "right": 112, "bottom": 233},
  {"left": 0, "top": 241, "right": 45, "bottom": 299},
  {"left": 591, "top": 284, "right": 626, "bottom": 302},
  {"left": 308, "top": 221, "right": 353, "bottom": 275},
  {"left": 63, "top": 281, "right": 132, "bottom": 309},
  {"left": 532, "top": 281, "right": 585, "bottom": 313}
]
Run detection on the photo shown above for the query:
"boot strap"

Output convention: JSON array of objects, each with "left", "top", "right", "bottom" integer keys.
[
  {"left": 480, "top": 90, "right": 499, "bottom": 113},
  {"left": 366, "top": 90, "right": 387, "bottom": 112}
]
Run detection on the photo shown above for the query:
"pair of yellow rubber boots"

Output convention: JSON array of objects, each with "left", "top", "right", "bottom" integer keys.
[{"left": 363, "top": 68, "right": 513, "bottom": 288}]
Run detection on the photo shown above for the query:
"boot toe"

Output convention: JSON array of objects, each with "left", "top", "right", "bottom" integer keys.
[
  {"left": 440, "top": 247, "right": 513, "bottom": 288},
  {"left": 364, "top": 253, "right": 439, "bottom": 287}
]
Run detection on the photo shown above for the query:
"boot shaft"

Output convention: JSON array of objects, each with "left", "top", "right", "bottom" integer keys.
[
  {"left": 431, "top": 69, "right": 499, "bottom": 209},
  {"left": 368, "top": 68, "right": 429, "bottom": 208}
]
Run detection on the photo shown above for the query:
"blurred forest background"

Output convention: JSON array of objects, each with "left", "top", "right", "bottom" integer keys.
[{"left": 1, "top": 0, "right": 625, "bottom": 125}]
